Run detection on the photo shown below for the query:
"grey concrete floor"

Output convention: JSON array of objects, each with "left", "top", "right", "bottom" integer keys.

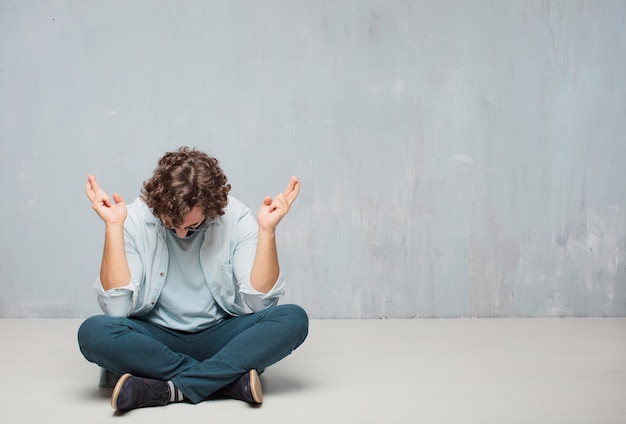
[{"left": 0, "top": 318, "right": 624, "bottom": 423}]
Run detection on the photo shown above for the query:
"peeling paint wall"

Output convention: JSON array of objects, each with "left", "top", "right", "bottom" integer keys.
[{"left": 1, "top": 0, "right": 624, "bottom": 317}]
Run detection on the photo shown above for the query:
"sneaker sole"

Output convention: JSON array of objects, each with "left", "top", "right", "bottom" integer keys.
[
  {"left": 249, "top": 369, "right": 263, "bottom": 404},
  {"left": 111, "top": 373, "right": 133, "bottom": 410}
]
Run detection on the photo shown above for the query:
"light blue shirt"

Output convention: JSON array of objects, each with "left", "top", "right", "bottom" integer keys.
[
  {"left": 94, "top": 197, "right": 285, "bottom": 319},
  {"left": 139, "top": 229, "right": 228, "bottom": 331}
]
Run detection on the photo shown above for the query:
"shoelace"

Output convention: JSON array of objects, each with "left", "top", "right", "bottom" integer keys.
[{"left": 139, "top": 379, "right": 171, "bottom": 407}]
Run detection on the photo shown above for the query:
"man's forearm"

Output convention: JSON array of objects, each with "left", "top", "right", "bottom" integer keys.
[
  {"left": 249, "top": 228, "right": 280, "bottom": 293},
  {"left": 100, "top": 223, "right": 131, "bottom": 291}
]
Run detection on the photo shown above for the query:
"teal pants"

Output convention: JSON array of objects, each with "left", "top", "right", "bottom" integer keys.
[{"left": 78, "top": 304, "right": 308, "bottom": 403}]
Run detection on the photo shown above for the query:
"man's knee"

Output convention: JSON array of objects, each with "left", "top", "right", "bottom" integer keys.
[
  {"left": 78, "top": 316, "right": 105, "bottom": 356},
  {"left": 277, "top": 304, "right": 309, "bottom": 345},
  {"left": 77, "top": 315, "right": 124, "bottom": 360}
]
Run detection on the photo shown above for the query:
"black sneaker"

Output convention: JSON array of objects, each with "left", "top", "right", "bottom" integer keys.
[
  {"left": 111, "top": 373, "right": 172, "bottom": 411},
  {"left": 217, "top": 370, "right": 263, "bottom": 404}
]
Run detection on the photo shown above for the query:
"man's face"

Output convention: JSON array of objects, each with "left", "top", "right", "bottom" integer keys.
[{"left": 166, "top": 205, "right": 206, "bottom": 238}]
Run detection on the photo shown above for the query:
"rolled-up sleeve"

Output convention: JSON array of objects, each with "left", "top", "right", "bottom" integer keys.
[
  {"left": 239, "top": 273, "right": 286, "bottom": 311},
  {"left": 94, "top": 277, "right": 139, "bottom": 317}
]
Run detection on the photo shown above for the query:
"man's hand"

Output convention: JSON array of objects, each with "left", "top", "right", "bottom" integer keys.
[
  {"left": 85, "top": 174, "right": 127, "bottom": 225},
  {"left": 257, "top": 176, "right": 300, "bottom": 231}
]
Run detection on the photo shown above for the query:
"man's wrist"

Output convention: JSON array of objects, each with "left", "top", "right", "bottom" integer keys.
[
  {"left": 257, "top": 226, "right": 276, "bottom": 237},
  {"left": 105, "top": 222, "right": 125, "bottom": 232}
]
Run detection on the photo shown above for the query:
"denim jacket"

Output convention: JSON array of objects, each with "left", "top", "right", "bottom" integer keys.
[{"left": 94, "top": 197, "right": 285, "bottom": 317}]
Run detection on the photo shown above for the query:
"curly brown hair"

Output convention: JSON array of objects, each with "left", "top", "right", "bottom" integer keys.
[{"left": 141, "top": 147, "right": 231, "bottom": 228}]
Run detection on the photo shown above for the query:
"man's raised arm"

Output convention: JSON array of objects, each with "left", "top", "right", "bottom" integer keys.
[
  {"left": 250, "top": 176, "right": 300, "bottom": 293},
  {"left": 85, "top": 174, "right": 131, "bottom": 291}
]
